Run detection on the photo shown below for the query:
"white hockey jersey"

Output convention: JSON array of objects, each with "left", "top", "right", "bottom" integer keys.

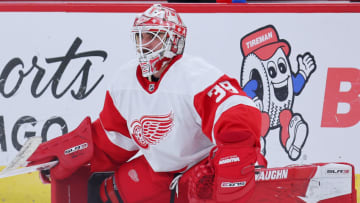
[{"left": 91, "top": 54, "right": 259, "bottom": 173}]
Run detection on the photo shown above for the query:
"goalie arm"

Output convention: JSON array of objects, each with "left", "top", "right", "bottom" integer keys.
[
  {"left": 190, "top": 75, "right": 263, "bottom": 202},
  {"left": 90, "top": 91, "right": 139, "bottom": 172},
  {"left": 27, "top": 91, "right": 139, "bottom": 180},
  {"left": 210, "top": 106, "right": 261, "bottom": 202}
]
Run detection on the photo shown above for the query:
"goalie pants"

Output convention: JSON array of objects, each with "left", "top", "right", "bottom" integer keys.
[{"left": 99, "top": 155, "right": 190, "bottom": 203}]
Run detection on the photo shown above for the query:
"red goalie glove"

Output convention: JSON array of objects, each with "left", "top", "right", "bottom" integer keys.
[
  {"left": 27, "top": 117, "right": 94, "bottom": 180},
  {"left": 188, "top": 141, "right": 257, "bottom": 202}
]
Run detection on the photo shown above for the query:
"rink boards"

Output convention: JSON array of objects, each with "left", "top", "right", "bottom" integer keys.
[{"left": 0, "top": 2, "right": 358, "bottom": 202}]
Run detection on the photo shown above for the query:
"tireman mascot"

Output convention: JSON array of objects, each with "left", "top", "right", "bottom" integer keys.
[
  {"left": 27, "top": 4, "right": 265, "bottom": 203},
  {"left": 240, "top": 25, "right": 316, "bottom": 161}
]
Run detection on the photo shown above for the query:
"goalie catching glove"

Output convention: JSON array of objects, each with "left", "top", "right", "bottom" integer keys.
[
  {"left": 27, "top": 117, "right": 94, "bottom": 181},
  {"left": 188, "top": 138, "right": 257, "bottom": 202}
]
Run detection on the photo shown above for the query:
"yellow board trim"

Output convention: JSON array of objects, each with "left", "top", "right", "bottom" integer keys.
[
  {"left": 0, "top": 166, "right": 50, "bottom": 203},
  {"left": 356, "top": 174, "right": 360, "bottom": 203}
]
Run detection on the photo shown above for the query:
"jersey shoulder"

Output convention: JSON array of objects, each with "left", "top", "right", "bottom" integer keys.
[
  {"left": 171, "top": 54, "right": 225, "bottom": 94},
  {"left": 176, "top": 54, "right": 223, "bottom": 76},
  {"left": 108, "top": 59, "right": 138, "bottom": 90}
]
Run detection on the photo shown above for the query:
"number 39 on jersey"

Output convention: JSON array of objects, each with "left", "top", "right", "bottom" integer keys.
[{"left": 207, "top": 80, "right": 239, "bottom": 103}]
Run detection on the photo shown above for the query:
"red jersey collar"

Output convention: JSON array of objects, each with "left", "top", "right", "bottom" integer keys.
[{"left": 136, "top": 55, "right": 182, "bottom": 94}]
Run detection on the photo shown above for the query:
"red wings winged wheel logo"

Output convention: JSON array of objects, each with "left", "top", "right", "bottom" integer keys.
[{"left": 130, "top": 112, "right": 174, "bottom": 149}]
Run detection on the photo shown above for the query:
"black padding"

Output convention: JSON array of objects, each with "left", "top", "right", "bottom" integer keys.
[{"left": 88, "top": 172, "right": 114, "bottom": 203}]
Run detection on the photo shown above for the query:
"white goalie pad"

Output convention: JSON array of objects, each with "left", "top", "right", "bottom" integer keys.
[{"left": 251, "top": 162, "right": 357, "bottom": 202}]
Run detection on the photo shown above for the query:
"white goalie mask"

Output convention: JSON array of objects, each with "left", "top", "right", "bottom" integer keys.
[{"left": 132, "top": 4, "right": 187, "bottom": 77}]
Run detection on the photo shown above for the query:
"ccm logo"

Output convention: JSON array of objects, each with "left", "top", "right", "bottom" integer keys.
[
  {"left": 64, "top": 143, "right": 88, "bottom": 155},
  {"left": 221, "top": 181, "right": 246, "bottom": 188}
]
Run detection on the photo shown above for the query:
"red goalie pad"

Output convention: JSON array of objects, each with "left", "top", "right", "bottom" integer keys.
[{"left": 49, "top": 162, "right": 357, "bottom": 203}]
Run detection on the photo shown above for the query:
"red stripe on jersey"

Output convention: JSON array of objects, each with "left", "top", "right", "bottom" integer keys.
[
  {"left": 213, "top": 105, "right": 261, "bottom": 145},
  {"left": 100, "top": 91, "right": 131, "bottom": 138},
  {"left": 91, "top": 119, "right": 138, "bottom": 172},
  {"left": 194, "top": 75, "right": 259, "bottom": 143},
  {"left": 91, "top": 92, "right": 138, "bottom": 172}
]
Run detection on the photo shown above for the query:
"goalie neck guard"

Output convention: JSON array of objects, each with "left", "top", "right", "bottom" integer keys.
[{"left": 132, "top": 4, "right": 187, "bottom": 77}]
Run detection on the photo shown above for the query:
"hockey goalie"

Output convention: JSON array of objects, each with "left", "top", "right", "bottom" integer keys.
[{"left": 0, "top": 4, "right": 356, "bottom": 203}]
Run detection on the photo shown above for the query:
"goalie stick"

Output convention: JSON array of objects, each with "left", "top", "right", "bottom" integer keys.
[
  {"left": 0, "top": 136, "right": 58, "bottom": 178},
  {"left": 0, "top": 160, "right": 58, "bottom": 179}
]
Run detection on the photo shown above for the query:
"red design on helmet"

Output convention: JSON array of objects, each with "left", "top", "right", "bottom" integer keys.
[{"left": 132, "top": 4, "right": 187, "bottom": 77}]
